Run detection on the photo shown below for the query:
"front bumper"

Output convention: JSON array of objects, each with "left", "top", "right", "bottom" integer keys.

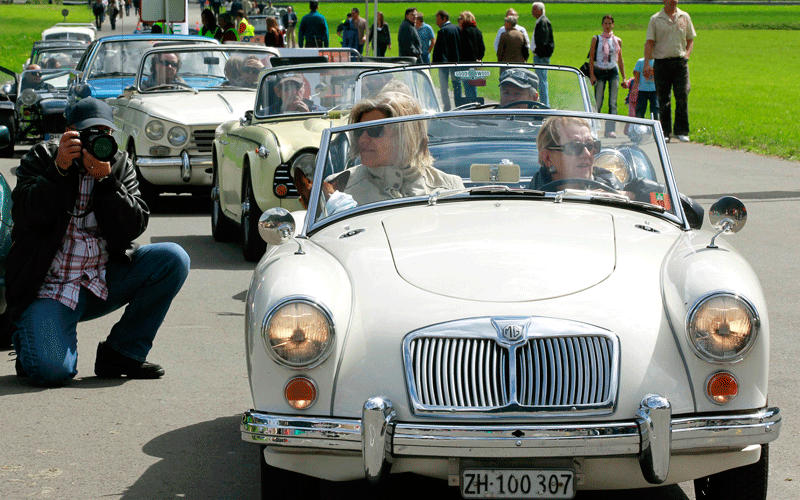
[
  {"left": 241, "top": 395, "right": 781, "bottom": 485},
  {"left": 135, "top": 152, "right": 212, "bottom": 186}
]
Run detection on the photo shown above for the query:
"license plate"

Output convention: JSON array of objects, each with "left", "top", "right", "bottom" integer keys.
[{"left": 461, "top": 469, "right": 574, "bottom": 499}]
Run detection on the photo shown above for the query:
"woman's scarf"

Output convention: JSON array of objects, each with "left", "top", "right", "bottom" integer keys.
[{"left": 600, "top": 32, "right": 619, "bottom": 63}]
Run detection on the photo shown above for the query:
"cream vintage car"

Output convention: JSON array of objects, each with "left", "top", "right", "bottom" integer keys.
[
  {"left": 109, "top": 44, "right": 279, "bottom": 203},
  {"left": 241, "top": 109, "right": 781, "bottom": 499},
  {"left": 212, "top": 61, "right": 399, "bottom": 261},
  {"left": 212, "top": 62, "right": 594, "bottom": 261}
]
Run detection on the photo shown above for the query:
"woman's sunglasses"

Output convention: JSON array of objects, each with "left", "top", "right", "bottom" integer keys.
[
  {"left": 158, "top": 60, "right": 179, "bottom": 68},
  {"left": 354, "top": 125, "right": 386, "bottom": 139},
  {"left": 548, "top": 140, "right": 601, "bottom": 156}
]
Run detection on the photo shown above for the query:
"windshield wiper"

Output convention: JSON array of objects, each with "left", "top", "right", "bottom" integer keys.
[{"left": 428, "top": 185, "right": 546, "bottom": 205}]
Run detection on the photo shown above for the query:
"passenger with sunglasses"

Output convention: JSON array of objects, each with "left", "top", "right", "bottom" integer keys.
[
  {"left": 325, "top": 91, "right": 463, "bottom": 207},
  {"left": 142, "top": 53, "right": 186, "bottom": 89},
  {"left": 237, "top": 55, "right": 266, "bottom": 88},
  {"left": 21, "top": 64, "right": 55, "bottom": 92},
  {"left": 529, "top": 116, "right": 622, "bottom": 192},
  {"left": 269, "top": 73, "right": 325, "bottom": 114}
]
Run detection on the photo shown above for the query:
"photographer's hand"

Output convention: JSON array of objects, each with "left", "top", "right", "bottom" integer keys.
[
  {"left": 82, "top": 149, "right": 112, "bottom": 179},
  {"left": 55, "top": 131, "right": 82, "bottom": 172}
]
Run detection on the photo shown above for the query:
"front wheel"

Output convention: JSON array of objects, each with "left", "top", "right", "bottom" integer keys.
[
  {"left": 241, "top": 171, "right": 266, "bottom": 262},
  {"left": 210, "top": 166, "right": 237, "bottom": 242},
  {"left": 694, "top": 444, "right": 769, "bottom": 500},
  {"left": 260, "top": 445, "right": 320, "bottom": 500}
]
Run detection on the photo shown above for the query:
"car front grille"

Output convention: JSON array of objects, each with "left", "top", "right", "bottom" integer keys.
[
  {"left": 404, "top": 318, "right": 618, "bottom": 417},
  {"left": 273, "top": 163, "right": 298, "bottom": 198},
  {"left": 192, "top": 129, "right": 215, "bottom": 153}
]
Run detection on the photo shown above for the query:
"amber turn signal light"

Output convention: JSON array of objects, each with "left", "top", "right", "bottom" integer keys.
[
  {"left": 707, "top": 372, "right": 738, "bottom": 404},
  {"left": 285, "top": 376, "right": 317, "bottom": 410}
]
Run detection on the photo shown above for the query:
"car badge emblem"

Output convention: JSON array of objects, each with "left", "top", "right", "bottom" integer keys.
[{"left": 491, "top": 317, "right": 530, "bottom": 345}]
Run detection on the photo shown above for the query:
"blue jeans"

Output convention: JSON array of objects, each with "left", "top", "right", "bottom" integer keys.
[
  {"left": 533, "top": 55, "right": 550, "bottom": 106},
  {"left": 594, "top": 67, "right": 619, "bottom": 135},
  {"left": 13, "top": 243, "right": 190, "bottom": 386},
  {"left": 636, "top": 90, "right": 659, "bottom": 120}
]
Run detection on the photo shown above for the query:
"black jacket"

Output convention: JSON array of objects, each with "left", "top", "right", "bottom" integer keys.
[
  {"left": 5, "top": 142, "right": 148, "bottom": 316},
  {"left": 397, "top": 18, "right": 421, "bottom": 60},
  {"left": 432, "top": 21, "right": 460, "bottom": 63},
  {"left": 533, "top": 15, "right": 554, "bottom": 58},
  {"left": 459, "top": 24, "right": 485, "bottom": 62}
]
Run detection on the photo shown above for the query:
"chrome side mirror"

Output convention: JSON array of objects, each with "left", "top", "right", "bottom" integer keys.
[
  {"left": 1, "top": 83, "right": 12, "bottom": 95},
  {"left": 240, "top": 109, "right": 253, "bottom": 127},
  {"left": 707, "top": 196, "right": 747, "bottom": 248},
  {"left": 258, "top": 207, "right": 295, "bottom": 246}
]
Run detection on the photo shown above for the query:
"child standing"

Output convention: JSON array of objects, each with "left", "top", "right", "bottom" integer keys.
[{"left": 633, "top": 57, "right": 659, "bottom": 120}]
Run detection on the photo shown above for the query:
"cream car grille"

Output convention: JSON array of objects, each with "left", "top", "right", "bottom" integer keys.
[
  {"left": 192, "top": 129, "right": 215, "bottom": 153},
  {"left": 403, "top": 318, "right": 619, "bottom": 417}
]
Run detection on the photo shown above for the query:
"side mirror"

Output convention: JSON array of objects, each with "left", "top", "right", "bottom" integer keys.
[
  {"left": 707, "top": 196, "right": 746, "bottom": 248},
  {"left": 1, "top": 83, "right": 12, "bottom": 95},
  {"left": 240, "top": 109, "right": 253, "bottom": 127},
  {"left": 258, "top": 207, "right": 295, "bottom": 246}
]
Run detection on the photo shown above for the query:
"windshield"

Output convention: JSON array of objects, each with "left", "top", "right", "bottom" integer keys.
[
  {"left": 20, "top": 69, "right": 71, "bottom": 92},
  {"left": 137, "top": 48, "right": 274, "bottom": 91},
  {"left": 255, "top": 66, "right": 383, "bottom": 117},
  {"left": 305, "top": 109, "right": 676, "bottom": 228},
  {"left": 44, "top": 32, "right": 92, "bottom": 43},
  {"left": 356, "top": 64, "right": 591, "bottom": 113},
  {"left": 86, "top": 39, "right": 213, "bottom": 80},
  {"left": 33, "top": 48, "right": 85, "bottom": 69}
]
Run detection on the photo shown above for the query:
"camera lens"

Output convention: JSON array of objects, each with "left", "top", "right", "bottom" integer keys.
[{"left": 81, "top": 131, "right": 118, "bottom": 162}]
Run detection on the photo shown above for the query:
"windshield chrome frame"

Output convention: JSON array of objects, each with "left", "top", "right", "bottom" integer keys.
[{"left": 303, "top": 109, "right": 686, "bottom": 238}]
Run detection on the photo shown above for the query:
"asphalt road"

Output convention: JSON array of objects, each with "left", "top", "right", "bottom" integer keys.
[{"left": 2, "top": 11, "right": 798, "bottom": 500}]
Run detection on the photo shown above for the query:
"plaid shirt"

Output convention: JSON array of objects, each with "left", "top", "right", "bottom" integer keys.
[{"left": 37, "top": 171, "right": 109, "bottom": 309}]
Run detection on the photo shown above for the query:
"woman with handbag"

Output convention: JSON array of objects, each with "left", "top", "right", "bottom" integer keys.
[{"left": 589, "top": 15, "right": 626, "bottom": 138}]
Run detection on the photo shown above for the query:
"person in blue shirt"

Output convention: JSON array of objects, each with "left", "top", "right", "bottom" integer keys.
[
  {"left": 415, "top": 13, "right": 435, "bottom": 63},
  {"left": 633, "top": 57, "right": 659, "bottom": 120},
  {"left": 298, "top": 0, "right": 329, "bottom": 48}
]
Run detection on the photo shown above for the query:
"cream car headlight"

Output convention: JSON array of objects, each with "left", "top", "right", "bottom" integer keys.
[
  {"left": 167, "top": 126, "right": 188, "bottom": 147},
  {"left": 145, "top": 120, "right": 165, "bottom": 141},
  {"left": 262, "top": 297, "right": 334, "bottom": 369},
  {"left": 593, "top": 150, "right": 629, "bottom": 184},
  {"left": 686, "top": 293, "right": 759, "bottom": 363},
  {"left": 290, "top": 152, "right": 317, "bottom": 178}
]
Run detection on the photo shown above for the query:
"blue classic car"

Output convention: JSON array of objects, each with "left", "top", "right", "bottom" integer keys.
[{"left": 69, "top": 34, "right": 218, "bottom": 101}]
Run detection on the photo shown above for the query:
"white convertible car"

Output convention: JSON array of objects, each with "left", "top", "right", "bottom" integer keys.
[
  {"left": 109, "top": 44, "right": 278, "bottom": 203},
  {"left": 241, "top": 109, "right": 780, "bottom": 499}
]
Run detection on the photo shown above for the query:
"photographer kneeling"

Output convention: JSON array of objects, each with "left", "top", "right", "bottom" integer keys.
[{"left": 7, "top": 97, "right": 190, "bottom": 386}]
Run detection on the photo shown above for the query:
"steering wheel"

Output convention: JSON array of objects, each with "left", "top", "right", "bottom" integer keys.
[
  {"left": 497, "top": 100, "right": 550, "bottom": 110},
  {"left": 538, "top": 178, "right": 618, "bottom": 193}
]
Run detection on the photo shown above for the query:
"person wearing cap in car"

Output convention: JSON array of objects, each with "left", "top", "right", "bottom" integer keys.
[
  {"left": 270, "top": 73, "right": 326, "bottom": 114},
  {"left": 498, "top": 68, "right": 540, "bottom": 108},
  {"left": 5, "top": 97, "right": 190, "bottom": 387}
]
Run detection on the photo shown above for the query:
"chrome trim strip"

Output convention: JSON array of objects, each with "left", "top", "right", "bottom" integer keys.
[{"left": 135, "top": 155, "right": 212, "bottom": 168}]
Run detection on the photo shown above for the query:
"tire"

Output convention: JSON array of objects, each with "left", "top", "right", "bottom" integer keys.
[
  {"left": 694, "top": 444, "right": 769, "bottom": 500},
  {"left": 128, "top": 144, "right": 159, "bottom": 209},
  {"left": 259, "top": 445, "right": 320, "bottom": 500},
  {"left": 210, "top": 166, "right": 237, "bottom": 242},
  {"left": 0, "top": 114, "right": 15, "bottom": 158},
  {"left": 241, "top": 170, "right": 267, "bottom": 262}
]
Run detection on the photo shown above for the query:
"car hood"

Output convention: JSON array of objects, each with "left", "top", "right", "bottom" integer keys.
[
  {"left": 134, "top": 90, "right": 255, "bottom": 125},
  {"left": 381, "top": 203, "right": 616, "bottom": 302}
]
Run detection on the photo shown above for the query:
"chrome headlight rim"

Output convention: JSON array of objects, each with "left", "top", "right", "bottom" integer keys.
[
  {"left": 20, "top": 88, "right": 39, "bottom": 106},
  {"left": 685, "top": 291, "right": 760, "bottom": 364},
  {"left": 289, "top": 151, "right": 317, "bottom": 178},
  {"left": 593, "top": 148, "right": 630, "bottom": 184},
  {"left": 167, "top": 126, "right": 188, "bottom": 147},
  {"left": 145, "top": 119, "right": 165, "bottom": 141},
  {"left": 261, "top": 295, "right": 335, "bottom": 370}
]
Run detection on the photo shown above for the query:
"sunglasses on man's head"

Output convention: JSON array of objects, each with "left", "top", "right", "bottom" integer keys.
[
  {"left": 159, "top": 60, "right": 179, "bottom": 68},
  {"left": 354, "top": 125, "right": 386, "bottom": 139},
  {"left": 547, "top": 140, "right": 601, "bottom": 156}
]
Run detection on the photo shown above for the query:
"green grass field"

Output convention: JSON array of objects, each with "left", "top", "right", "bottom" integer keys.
[{"left": 1, "top": 3, "right": 798, "bottom": 160}]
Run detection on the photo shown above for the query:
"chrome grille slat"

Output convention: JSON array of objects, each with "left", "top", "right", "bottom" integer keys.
[{"left": 407, "top": 329, "right": 616, "bottom": 414}]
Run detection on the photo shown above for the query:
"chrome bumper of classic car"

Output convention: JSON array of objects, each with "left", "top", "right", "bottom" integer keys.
[
  {"left": 241, "top": 395, "right": 781, "bottom": 485},
  {"left": 135, "top": 152, "right": 213, "bottom": 184}
]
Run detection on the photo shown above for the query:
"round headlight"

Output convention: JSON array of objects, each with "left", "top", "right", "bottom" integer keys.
[
  {"left": 145, "top": 120, "right": 165, "bottom": 141},
  {"left": 290, "top": 152, "right": 317, "bottom": 179},
  {"left": 686, "top": 293, "right": 759, "bottom": 363},
  {"left": 20, "top": 88, "right": 38, "bottom": 106},
  {"left": 167, "top": 126, "right": 188, "bottom": 147},
  {"left": 262, "top": 298, "right": 334, "bottom": 369},
  {"left": 593, "top": 150, "right": 630, "bottom": 184}
]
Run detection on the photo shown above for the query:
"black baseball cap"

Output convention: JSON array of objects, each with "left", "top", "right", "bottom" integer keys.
[{"left": 65, "top": 97, "right": 115, "bottom": 131}]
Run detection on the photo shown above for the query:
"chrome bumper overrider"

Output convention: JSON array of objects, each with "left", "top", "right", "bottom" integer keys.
[{"left": 241, "top": 395, "right": 781, "bottom": 485}]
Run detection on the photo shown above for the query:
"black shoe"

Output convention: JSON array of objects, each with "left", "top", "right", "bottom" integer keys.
[
  {"left": 94, "top": 342, "right": 164, "bottom": 379},
  {"left": 15, "top": 357, "right": 28, "bottom": 377}
]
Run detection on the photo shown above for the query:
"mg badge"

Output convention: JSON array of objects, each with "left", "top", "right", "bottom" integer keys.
[
  {"left": 491, "top": 317, "right": 530, "bottom": 345},
  {"left": 502, "top": 324, "right": 524, "bottom": 342}
]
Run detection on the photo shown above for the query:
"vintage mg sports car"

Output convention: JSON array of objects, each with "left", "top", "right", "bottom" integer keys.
[
  {"left": 241, "top": 109, "right": 781, "bottom": 499},
  {"left": 109, "top": 44, "right": 279, "bottom": 203}
]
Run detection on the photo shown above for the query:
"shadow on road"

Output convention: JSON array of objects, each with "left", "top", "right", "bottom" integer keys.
[{"left": 151, "top": 235, "right": 254, "bottom": 271}]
